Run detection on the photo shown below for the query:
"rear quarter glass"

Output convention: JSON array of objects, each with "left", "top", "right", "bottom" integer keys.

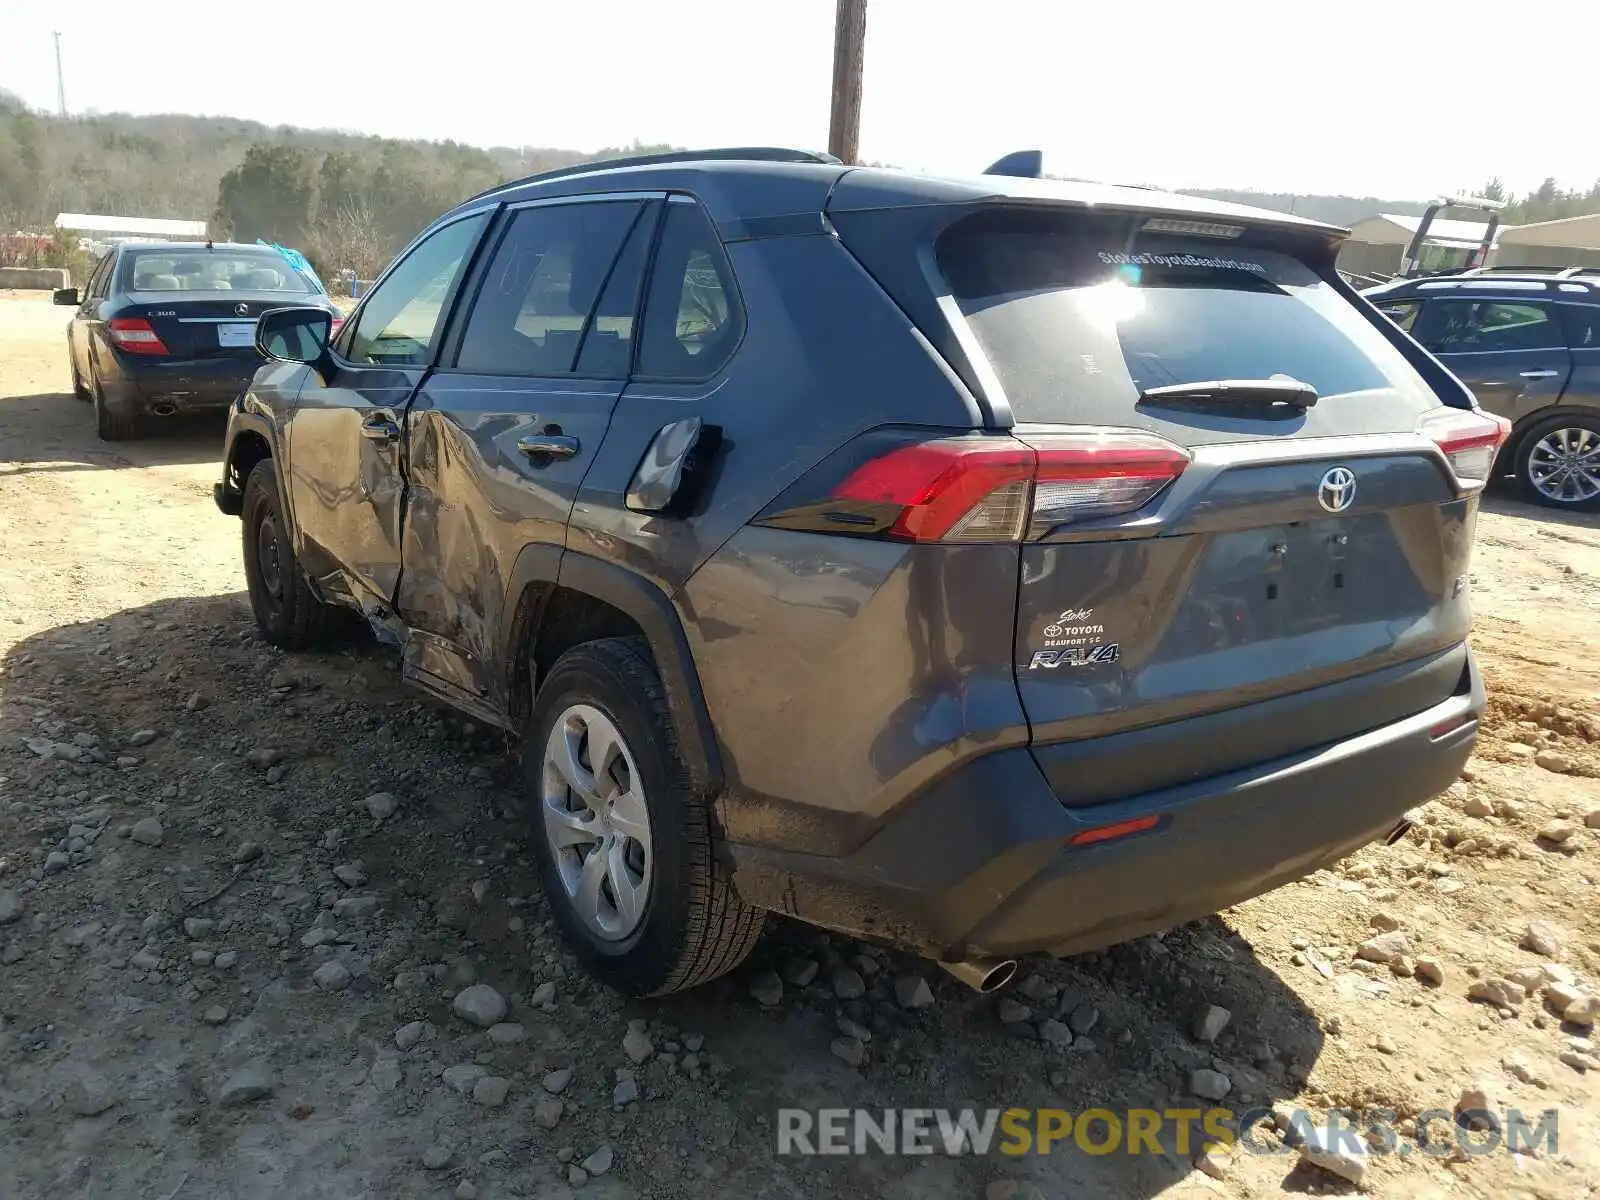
[{"left": 938, "top": 211, "right": 1443, "bottom": 442}]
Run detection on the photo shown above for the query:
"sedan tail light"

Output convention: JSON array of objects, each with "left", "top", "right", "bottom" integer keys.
[
  {"left": 1418, "top": 408, "right": 1511, "bottom": 487},
  {"left": 758, "top": 430, "right": 1190, "bottom": 543},
  {"left": 108, "top": 317, "right": 170, "bottom": 356}
]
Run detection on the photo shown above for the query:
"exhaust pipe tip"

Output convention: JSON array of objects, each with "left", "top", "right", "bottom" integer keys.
[
  {"left": 938, "top": 956, "right": 1019, "bottom": 994},
  {"left": 150, "top": 401, "right": 177, "bottom": 417}
]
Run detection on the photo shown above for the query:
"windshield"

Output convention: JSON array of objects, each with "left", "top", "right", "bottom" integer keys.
[
  {"left": 939, "top": 211, "right": 1438, "bottom": 423},
  {"left": 121, "top": 249, "right": 317, "bottom": 294}
]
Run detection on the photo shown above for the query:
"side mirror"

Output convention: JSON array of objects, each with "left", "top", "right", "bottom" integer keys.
[
  {"left": 256, "top": 306, "right": 333, "bottom": 365},
  {"left": 53, "top": 288, "right": 80, "bottom": 306}
]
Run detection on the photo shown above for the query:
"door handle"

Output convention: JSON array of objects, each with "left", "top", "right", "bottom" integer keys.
[
  {"left": 517, "top": 434, "right": 580, "bottom": 459},
  {"left": 360, "top": 414, "right": 401, "bottom": 442},
  {"left": 1519, "top": 369, "right": 1560, "bottom": 380}
]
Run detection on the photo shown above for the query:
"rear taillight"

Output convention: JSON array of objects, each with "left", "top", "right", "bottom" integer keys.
[
  {"left": 798, "top": 431, "right": 1190, "bottom": 543},
  {"left": 1418, "top": 408, "right": 1511, "bottom": 487},
  {"left": 108, "top": 317, "right": 169, "bottom": 356}
]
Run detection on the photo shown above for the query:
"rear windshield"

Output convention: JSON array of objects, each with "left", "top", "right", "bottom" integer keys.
[
  {"left": 121, "top": 250, "right": 317, "bottom": 294},
  {"left": 939, "top": 212, "right": 1437, "bottom": 421}
]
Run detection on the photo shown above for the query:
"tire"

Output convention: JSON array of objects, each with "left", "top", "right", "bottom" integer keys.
[
  {"left": 70, "top": 353, "right": 89, "bottom": 401},
  {"left": 1514, "top": 413, "right": 1600, "bottom": 512},
  {"left": 241, "top": 458, "right": 334, "bottom": 649},
  {"left": 525, "top": 637, "right": 763, "bottom": 995},
  {"left": 90, "top": 369, "right": 139, "bottom": 441}
]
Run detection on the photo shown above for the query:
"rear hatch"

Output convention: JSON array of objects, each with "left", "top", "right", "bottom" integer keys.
[{"left": 837, "top": 200, "right": 1503, "bottom": 805}]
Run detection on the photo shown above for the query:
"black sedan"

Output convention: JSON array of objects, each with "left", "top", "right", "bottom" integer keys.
[{"left": 55, "top": 241, "right": 343, "bottom": 440}]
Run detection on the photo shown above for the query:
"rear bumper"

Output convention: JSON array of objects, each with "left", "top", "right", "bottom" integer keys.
[
  {"left": 99, "top": 354, "right": 257, "bottom": 416},
  {"left": 728, "top": 648, "right": 1484, "bottom": 960}
]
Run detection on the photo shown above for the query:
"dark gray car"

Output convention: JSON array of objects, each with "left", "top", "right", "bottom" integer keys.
[
  {"left": 1365, "top": 271, "right": 1600, "bottom": 510},
  {"left": 214, "top": 148, "right": 1500, "bottom": 996}
]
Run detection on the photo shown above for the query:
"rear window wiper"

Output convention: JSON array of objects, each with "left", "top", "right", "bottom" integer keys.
[{"left": 1137, "top": 378, "right": 1319, "bottom": 410}]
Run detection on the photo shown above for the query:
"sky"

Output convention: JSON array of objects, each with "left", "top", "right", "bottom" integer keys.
[{"left": 3, "top": 0, "right": 1596, "bottom": 200}]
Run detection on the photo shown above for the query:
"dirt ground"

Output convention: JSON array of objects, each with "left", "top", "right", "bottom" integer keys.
[{"left": 2, "top": 288, "right": 1598, "bottom": 1200}]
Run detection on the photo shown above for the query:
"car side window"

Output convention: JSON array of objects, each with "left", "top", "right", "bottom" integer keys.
[
  {"left": 635, "top": 201, "right": 743, "bottom": 379},
  {"left": 87, "top": 254, "right": 114, "bottom": 300},
  {"left": 455, "top": 200, "right": 645, "bottom": 376},
  {"left": 1374, "top": 300, "right": 1419, "bottom": 333},
  {"left": 1560, "top": 305, "right": 1600, "bottom": 350},
  {"left": 1415, "top": 300, "right": 1562, "bottom": 354},
  {"left": 344, "top": 214, "right": 488, "bottom": 367}
]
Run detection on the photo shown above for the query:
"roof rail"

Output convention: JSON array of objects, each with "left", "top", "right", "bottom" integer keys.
[
  {"left": 462, "top": 146, "right": 843, "bottom": 206},
  {"left": 1556, "top": 265, "right": 1600, "bottom": 278}
]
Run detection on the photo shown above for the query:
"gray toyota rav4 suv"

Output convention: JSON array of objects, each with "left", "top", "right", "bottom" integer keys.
[{"left": 214, "top": 147, "right": 1503, "bottom": 996}]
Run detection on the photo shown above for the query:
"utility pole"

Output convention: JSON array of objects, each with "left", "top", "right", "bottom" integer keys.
[
  {"left": 827, "top": 0, "right": 866, "bottom": 164},
  {"left": 53, "top": 31, "right": 67, "bottom": 117}
]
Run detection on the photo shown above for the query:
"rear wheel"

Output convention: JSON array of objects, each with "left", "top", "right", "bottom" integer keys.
[
  {"left": 70, "top": 353, "right": 89, "bottom": 401},
  {"left": 241, "top": 459, "right": 334, "bottom": 648},
  {"left": 1516, "top": 414, "right": 1600, "bottom": 512},
  {"left": 526, "top": 637, "right": 763, "bottom": 995},
  {"left": 90, "top": 369, "right": 140, "bottom": 441}
]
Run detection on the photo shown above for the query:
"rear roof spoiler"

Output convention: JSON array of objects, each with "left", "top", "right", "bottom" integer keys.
[{"left": 984, "top": 150, "right": 1044, "bottom": 179}]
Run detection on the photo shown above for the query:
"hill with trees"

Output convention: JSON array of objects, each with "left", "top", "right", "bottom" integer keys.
[{"left": 3, "top": 87, "right": 1598, "bottom": 281}]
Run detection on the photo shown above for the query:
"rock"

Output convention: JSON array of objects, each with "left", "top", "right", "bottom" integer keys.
[
  {"left": 332, "top": 895, "right": 378, "bottom": 920},
  {"left": 749, "top": 970, "right": 784, "bottom": 1007},
  {"left": 128, "top": 728, "right": 159, "bottom": 747},
  {"left": 65, "top": 1076, "right": 118, "bottom": 1116},
  {"left": 837, "top": 1015, "right": 872, "bottom": 1042},
  {"left": 332, "top": 864, "right": 366, "bottom": 887},
  {"left": 1415, "top": 956, "right": 1445, "bottom": 986},
  {"left": 1374, "top": 1032, "right": 1398, "bottom": 1054},
  {"left": 312, "top": 961, "right": 352, "bottom": 991},
  {"left": 1561, "top": 1051, "right": 1591, "bottom": 1073},
  {"left": 452, "top": 984, "right": 507, "bottom": 1028},
  {"left": 471, "top": 1076, "right": 510, "bottom": 1107},
  {"left": 1534, "top": 750, "right": 1577, "bottom": 776},
  {"left": 454, "top": 1182, "right": 477, "bottom": 1200},
  {"left": 1563, "top": 995, "right": 1600, "bottom": 1027},
  {"left": 530, "top": 981, "right": 557, "bottom": 1007},
  {"left": 581, "top": 1145, "right": 614, "bottom": 1176},
  {"left": 682, "top": 1032, "right": 704, "bottom": 1052},
  {"left": 543, "top": 1067, "right": 573, "bottom": 1095},
  {"left": 1191, "top": 1003, "right": 1231, "bottom": 1043},
  {"left": 622, "top": 1024, "right": 654, "bottom": 1065},
  {"left": 1391, "top": 955, "right": 1417, "bottom": 979},
  {"left": 568, "top": 1167, "right": 588, "bottom": 1188},
  {"left": 0, "top": 891, "right": 20, "bottom": 925},
  {"left": 831, "top": 966, "right": 866, "bottom": 1000},
  {"left": 422, "top": 1145, "right": 453, "bottom": 1171},
  {"left": 183, "top": 917, "right": 215, "bottom": 939},
  {"left": 202, "top": 1005, "right": 230, "bottom": 1025},
  {"left": 1463, "top": 795, "right": 1495, "bottom": 818},
  {"left": 1539, "top": 819, "right": 1579, "bottom": 845},
  {"left": 1545, "top": 981, "right": 1584, "bottom": 1011},
  {"left": 1502, "top": 1052, "right": 1548, "bottom": 1088},
  {"left": 1543, "top": 963, "right": 1577, "bottom": 986},
  {"left": 1355, "top": 931, "right": 1412, "bottom": 964},
  {"left": 363, "top": 792, "right": 397, "bottom": 821},
  {"left": 442, "top": 1063, "right": 488, "bottom": 1096},
  {"left": 1368, "top": 910, "right": 1403, "bottom": 932},
  {"left": 45, "top": 851, "right": 70, "bottom": 873},
  {"left": 782, "top": 956, "right": 820, "bottom": 987},
  {"left": 1297, "top": 1123, "right": 1368, "bottom": 1184},
  {"left": 487, "top": 1022, "right": 525, "bottom": 1045},
  {"left": 218, "top": 1065, "right": 274, "bottom": 1107},
  {"left": 1016, "top": 974, "right": 1057, "bottom": 1003},
  {"left": 894, "top": 975, "right": 935, "bottom": 1010},
  {"left": 1509, "top": 966, "right": 1548, "bottom": 992},
  {"left": 1189, "top": 1068, "right": 1230, "bottom": 1100},
  {"left": 998, "top": 998, "right": 1033, "bottom": 1025},
  {"left": 1585, "top": 809, "right": 1600, "bottom": 830},
  {"left": 395, "top": 1020, "right": 434, "bottom": 1051},
  {"left": 612, "top": 1074, "right": 639, "bottom": 1106},
  {"left": 831, "top": 1036, "right": 867, "bottom": 1067},
  {"left": 129, "top": 817, "right": 164, "bottom": 846},
  {"left": 1195, "top": 1146, "right": 1231, "bottom": 1179},
  {"left": 534, "top": 1098, "right": 564, "bottom": 1129},
  {"left": 1038, "top": 1019, "right": 1074, "bottom": 1049},
  {"left": 1521, "top": 921, "right": 1565, "bottom": 958},
  {"left": 1468, "top": 978, "right": 1526, "bottom": 1008},
  {"left": 1066, "top": 1003, "right": 1099, "bottom": 1036}
]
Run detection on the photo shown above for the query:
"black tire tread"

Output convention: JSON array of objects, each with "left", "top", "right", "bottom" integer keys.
[
  {"left": 92, "top": 376, "right": 139, "bottom": 441},
  {"left": 537, "top": 637, "right": 763, "bottom": 995},
  {"left": 242, "top": 459, "right": 334, "bottom": 649}
]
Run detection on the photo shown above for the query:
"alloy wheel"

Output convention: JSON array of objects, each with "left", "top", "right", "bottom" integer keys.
[
  {"left": 1528, "top": 426, "right": 1600, "bottom": 505},
  {"left": 540, "top": 703, "right": 653, "bottom": 941}
]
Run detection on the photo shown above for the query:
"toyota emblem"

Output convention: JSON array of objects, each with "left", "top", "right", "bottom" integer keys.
[
  {"left": 1317, "top": 466, "right": 1357, "bottom": 513},
  {"left": 234, "top": 302, "right": 250, "bottom": 316}
]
